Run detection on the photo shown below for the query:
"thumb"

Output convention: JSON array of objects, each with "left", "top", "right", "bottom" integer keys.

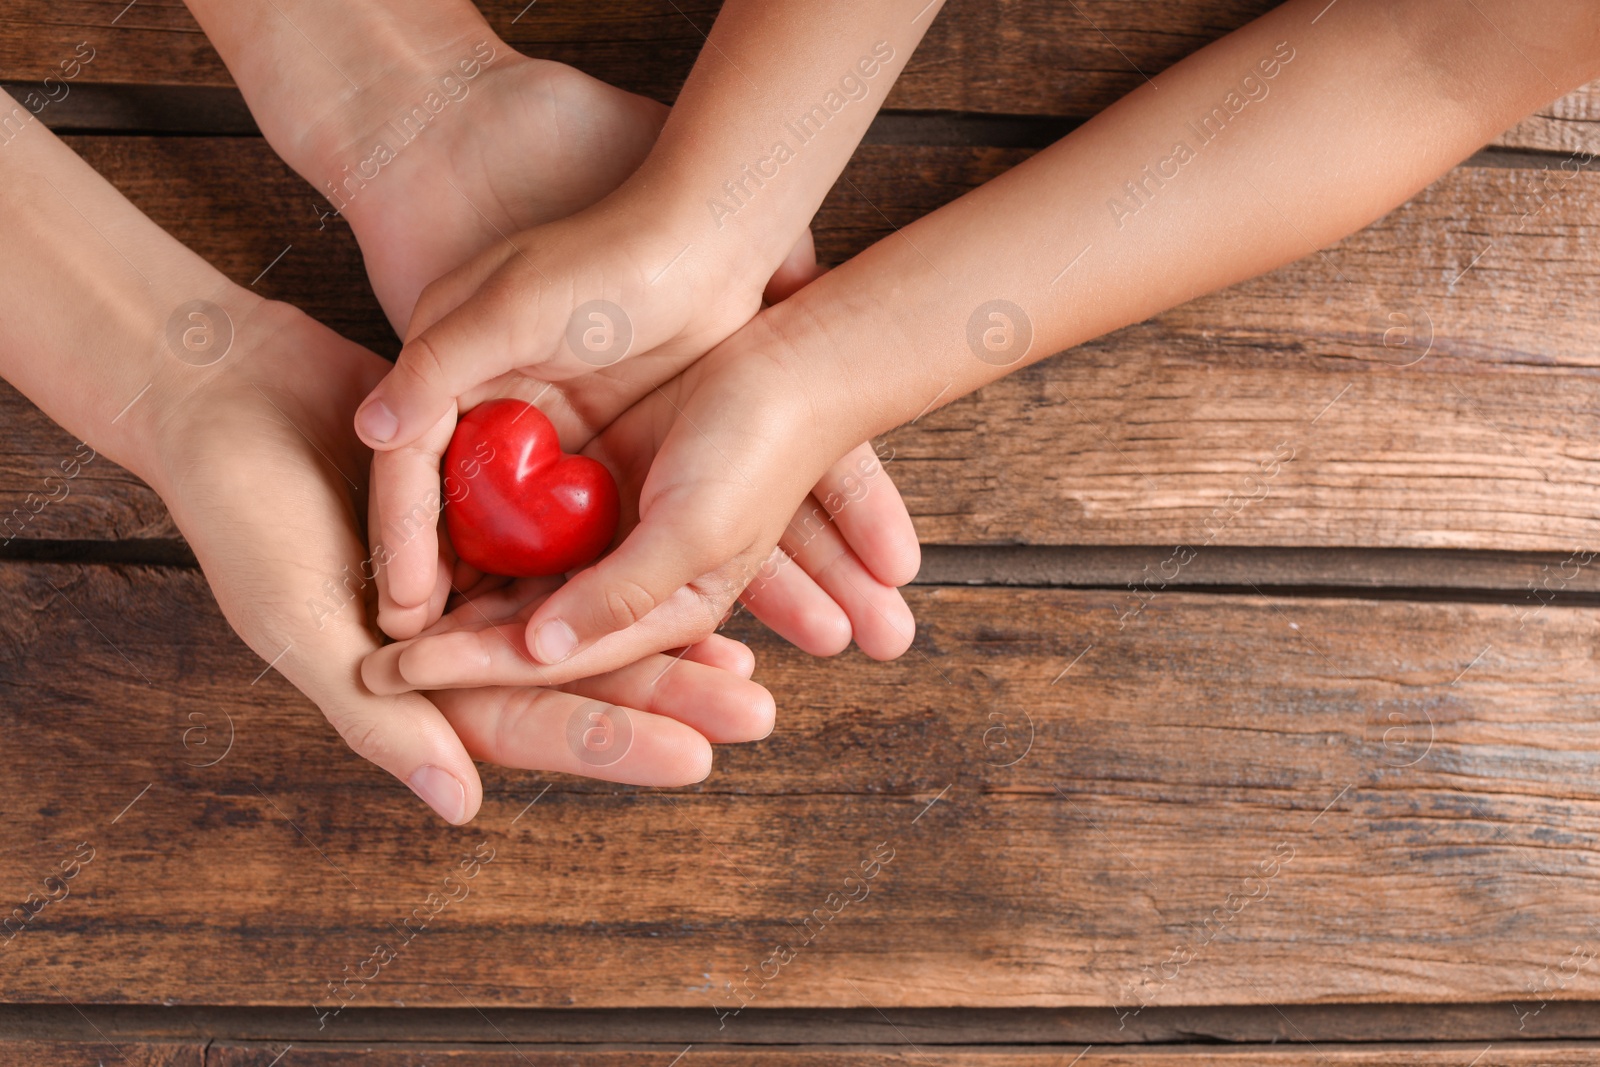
[
  {"left": 353, "top": 330, "right": 472, "bottom": 451},
  {"left": 355, "top": 246, "right": 538, "bottom": 450},
  {"left": 354, "top": 273, "right": 569, "bottom": 450},
  {"left": 522, "top": 503, "right": 760, "bottom": 666}
]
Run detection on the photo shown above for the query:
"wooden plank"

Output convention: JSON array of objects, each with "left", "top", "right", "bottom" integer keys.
[
  {"left": 17, "top": 1001, "right": 1600, "bottom": 1044},
  {"left": 0, "top": 1041, "right": 201, "bottom": 1065},
  {"left": 5, "top": 139, "right": 1600, "bottom": 550},
  {"left": 193, "top": 1046, "right": 1600, "bottom": 1066},
  {"left": 0, "top": 1, "right": 1591, "bottom": 151},
  {"left": 4, "top": 563, "right": 1600, "bottom": 1008}
]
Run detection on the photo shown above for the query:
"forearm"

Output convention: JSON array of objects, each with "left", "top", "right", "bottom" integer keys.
[
  {"left": 771, "top": 0, "right": 1600, "bottom": 450},
  {"left": 0, "top": 95, "right": 262, "bottom": 487},
  {"left": 626, "top": 0, "right": 943, "bottom": 282},
  {"left": 181, "top": 0, "right": 500, "bottom": 200}
]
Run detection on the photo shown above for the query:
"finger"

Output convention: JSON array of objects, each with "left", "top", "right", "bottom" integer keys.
[
  {"left": 442, "top": 567, "right": 502, "bottom": 612},
  {"left": 811, "top": 442, "right": 921, "bottom": 587},
  {"left": 546, "top": 578, "right": 768, "bottom": 682},
  {"left": 763, "top": 228, "right": 820, "bottom": 304},
  {"left": 361, "top": 637, "right": 433, "bottom": 695},
  {"left": 432, "top": 686, "right": 714, "bottom": 787},
  {"left": 679, "top": 634, "right": 757, "bottom": 679},
  {"left": 560, "top": 651, "right": 776, "bottom": 743},
  {"left": 737, "top": 544, "right": 853, "bottom": 657},
  {"left": 365, "top": 580, "right": 733, "bottom": 693},
  {"left": 371, "top": 407, "right": 456, "bottom": 623},
  {"left": 377, "top": 548, "right": 454, "bottom": 642},
  {"left": 363, "top": 621, "right": 540, "bottom": 695},
  {"left": 263, "top": 602, "right": 482, "bottom": 823},
  {"left": 782, "top": 507, "right": 916, "bottom": 661}
]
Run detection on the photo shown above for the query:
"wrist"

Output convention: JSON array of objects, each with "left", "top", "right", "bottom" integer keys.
[
  {"left": 748, "top": 279, "right": 915, "bottom": 447},
  {"left": 244, "top": 11, "right": 509, "bottom": 207},
  {"left": 104, "top": 284, "right": 273, "bottom": 497},
  {"left": 137, "top": 298, "right": 307, "bottom": 500},
  {"left": 710, "top": 304, "right": 883, "bottom": 468},
  {"left": 617, "top": 151, "right": 809, "bottom": 307}
]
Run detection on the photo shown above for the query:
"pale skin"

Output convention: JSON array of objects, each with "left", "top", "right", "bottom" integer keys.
[
  {"left": 181, "top": 0, "right": 925, "bottom": 668},
  {"left": 373, "top": 0, "right": 1600, "bottom": 691},
  {"left": 0, "top": 102, "right": 788, "bottom": 826}
]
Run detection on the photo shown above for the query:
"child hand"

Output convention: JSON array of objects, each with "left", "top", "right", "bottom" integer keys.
[
  {"left": 361, "top": 239, "right": 911, "bottom": 678},
  {"left": 148, "top": 302, "right": 776, "bottom": 820},
  {"left": 360, "top": 305, "right": 917, "bottom": 694},
  {"left": 361, "top": 260, "right": 919, "bottom": 688}
]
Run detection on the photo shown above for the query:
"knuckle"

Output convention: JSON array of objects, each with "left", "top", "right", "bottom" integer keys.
[
  {"left": 491, "top": 687, "right": 547, "bottom": 760},
  {"left": 397, "top": 334, "right": 451, "bottom": 396},
  {"left": 640, "top": 482, "right": 756, "bottom": 561},
  {"left": 332, "top": 714, "right": 393, "bottom": 768},
  {"left": 412, "top": 278, "right": 451, "bottom": 332},
  {"left": 707, "top": 559, "right": 752, "bottom": 604},
  {"left": 598, "top": 577, "right": 660, "bottom": 632},
  {"left": 691, "top": 578, "right": 736, "bottom": 635}
]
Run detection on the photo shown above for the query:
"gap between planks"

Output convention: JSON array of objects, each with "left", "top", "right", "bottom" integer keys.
[
  {"left": 8, "top": 1003, "right": 1600, "bottom": 1046},
  {"left": 3, "top": 541, "right": 1597, "bottom": 607},
  {"left": 5, "top": 81, "right": 1594, "bottom": 167}
]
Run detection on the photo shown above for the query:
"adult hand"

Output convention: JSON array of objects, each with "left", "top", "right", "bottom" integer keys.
[{"left": 147, "top": 300, "right": 776, "bottom": 821}]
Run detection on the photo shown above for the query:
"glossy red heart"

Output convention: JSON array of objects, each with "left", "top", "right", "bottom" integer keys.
[{"left": 443, "top": 399, "right": 619, "bottom": 578}]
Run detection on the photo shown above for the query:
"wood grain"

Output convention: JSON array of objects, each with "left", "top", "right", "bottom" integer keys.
[
  {"left": 0, "top": 1, "right": 1591, "bottom": 152},
  {"left": 3, "top": 563, "right": 1599, "bottom": 1008},
  {"left": 0, "top": 0, "right": 1593, "bottom": 1042},
  {"left": 4, "top": 139, "right": 1598, "bottom": 550}
]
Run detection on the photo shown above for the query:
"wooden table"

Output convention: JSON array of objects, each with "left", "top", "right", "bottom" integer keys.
[{"left": 4, "top": 1, "right": 1600, "bottom": 1063}]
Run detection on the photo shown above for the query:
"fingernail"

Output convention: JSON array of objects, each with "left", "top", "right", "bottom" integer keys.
[
  {"left": 356, "top": 398, "right": 399, "bottom": 444},
  {"left": 407, "top": 765, "right": 468, "bottom": 824},
  {"left": 532, "top": 619, "right": 578, "bottom": 664}
]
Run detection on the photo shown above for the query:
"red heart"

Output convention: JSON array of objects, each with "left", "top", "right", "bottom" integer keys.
[{"left": 443, "top": 399, "right": 619, "bottom": 578}]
